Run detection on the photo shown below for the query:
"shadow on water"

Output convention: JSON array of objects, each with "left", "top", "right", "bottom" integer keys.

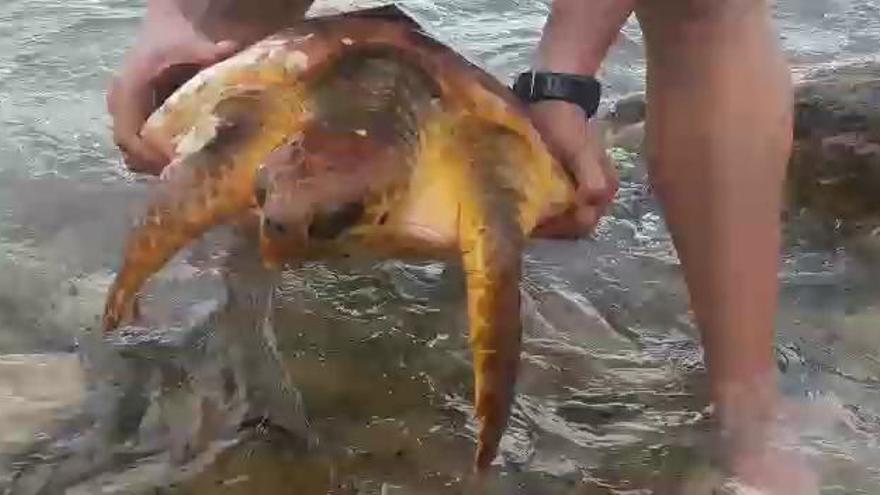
[{"left": 1, "top": 0, "right": 880, "bottom": 493}]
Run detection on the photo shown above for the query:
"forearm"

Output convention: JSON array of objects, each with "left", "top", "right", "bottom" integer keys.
[
  {"left": 145, "top": 0, "right": 313, "bottom": 42},
  {"left": 535, "top": 0, "right": 636, "bottom": 75},
  {"left": 145, "top": 0, "right": 216, "bottom": 26}
]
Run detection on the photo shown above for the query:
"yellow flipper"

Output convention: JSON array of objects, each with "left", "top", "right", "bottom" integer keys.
[
  {"left": 102, "top": 89, "right": 308, "bottom": 333},
  {"left": 420, "top": 113, "right": 533, "bottom": 471}
]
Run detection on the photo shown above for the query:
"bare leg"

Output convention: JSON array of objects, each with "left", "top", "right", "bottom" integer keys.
[{"left": 635, "top": 0, "right": 815, "bottom": 491}]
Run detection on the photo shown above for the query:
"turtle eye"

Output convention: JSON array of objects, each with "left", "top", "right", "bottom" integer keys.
[
  {"left": 263, "top": 216, "right": 287, "bottom": 235},
  {"left": 308, "top": 201, "right": 365, "bottom": 240}
]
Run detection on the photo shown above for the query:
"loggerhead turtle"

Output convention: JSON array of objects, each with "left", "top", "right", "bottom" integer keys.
[{"left": 101, "top": 5, "right": 577, "bottom": 471}]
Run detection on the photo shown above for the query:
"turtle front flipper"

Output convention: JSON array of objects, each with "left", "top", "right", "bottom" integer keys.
[
  {"left": 435, "top": 115, "right": 530, "bottom": 472},
  {"left": 460, "top": 207, "right": 523, "bottom": 472},
  {"left": 102, "top": 89, "right": 309, "bottom": 334}
]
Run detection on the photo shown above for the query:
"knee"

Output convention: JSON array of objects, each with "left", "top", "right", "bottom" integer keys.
[
  {"left": 673, "top": 0, "right": 768, "bottom": 21},
  {"left": 638, "top": 0, "right": 771, "bottom": 33}
]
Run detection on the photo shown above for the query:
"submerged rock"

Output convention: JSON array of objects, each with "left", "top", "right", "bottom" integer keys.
[
  {"left": 787, "top": 62, "right": 880, "bottom": 232},
  {"left": 598, "top": 92, "right": 647, "bottom": 154},
  {"left": 0, "top": 354, "right": 85, "bottom": 448}
]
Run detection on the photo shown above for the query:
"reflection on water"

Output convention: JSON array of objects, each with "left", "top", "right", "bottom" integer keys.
[{"left": 1, "top": 0, "right": 879, "bottom": 493}]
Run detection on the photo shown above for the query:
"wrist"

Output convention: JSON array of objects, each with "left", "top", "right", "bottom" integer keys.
[{"left": 528, "top": 100, "right": 592, "bottom": 164}]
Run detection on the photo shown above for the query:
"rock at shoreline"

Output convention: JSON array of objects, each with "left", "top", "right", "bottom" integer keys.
[
  {"left": 787, "top": 63, "right": 880, "bottom": 231},
  {"left": 598, "top": 62, "right": 880, "bottom": 235}
]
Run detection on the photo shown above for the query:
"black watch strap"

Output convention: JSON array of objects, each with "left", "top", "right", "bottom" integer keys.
[{"left": 511, "top": 71, "right": 601, "bottom": 119}]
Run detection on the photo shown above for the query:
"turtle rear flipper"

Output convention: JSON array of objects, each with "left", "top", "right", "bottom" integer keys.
[{"left": 102, "top": 89, "right": 309, "bottom": 334}]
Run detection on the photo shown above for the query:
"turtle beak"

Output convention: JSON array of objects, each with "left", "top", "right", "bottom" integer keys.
[
  {"left": 254, "top": 163, "right": 311, "bottom": 268},
  {"left": 258, "top": 209, "right": 311, "bottom": 269}
]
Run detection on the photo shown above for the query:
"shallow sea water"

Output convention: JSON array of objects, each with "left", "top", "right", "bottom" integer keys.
[{"left": 0, "top": 0, "right": 879, "bottom": 493}]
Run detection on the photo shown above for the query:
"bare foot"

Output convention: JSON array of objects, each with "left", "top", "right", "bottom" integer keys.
[
  {"left": 724, "top": 445, "right": 819, "bottom": 495},
  {"left": 718, "top": 398, "right": 823, "bottom": 495}
]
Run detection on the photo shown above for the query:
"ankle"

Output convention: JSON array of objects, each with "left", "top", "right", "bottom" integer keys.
[{"left": 711, "top": 372, "right": 784, "bottom": 440}]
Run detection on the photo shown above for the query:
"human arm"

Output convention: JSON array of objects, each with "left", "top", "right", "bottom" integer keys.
[
  {"left": 527, "top": 0, "right": 636, "bottom": 237},
  {"left": 107, "top": 0, "right": 312, "bottom": 174}
]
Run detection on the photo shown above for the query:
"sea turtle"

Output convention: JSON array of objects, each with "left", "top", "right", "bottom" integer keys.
[{"left": 101, "top": 5, "right": 577, "bottom": 471}]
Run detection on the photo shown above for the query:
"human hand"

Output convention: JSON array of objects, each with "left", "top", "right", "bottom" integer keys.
[
  {"left": 528, "top": 100, "right": 619, "bottom": 239},
  {"left": 107, "top": 12, "right": 240, "bottom": 175}
]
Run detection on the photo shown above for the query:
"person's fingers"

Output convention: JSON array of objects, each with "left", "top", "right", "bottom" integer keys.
[
  {"left": 526, "top": 101, "right": 620, "bottom": 238},
  {"left": 210, "top": 40, "right": 241, "bottom": 60},
  {"left": 578, "top": 151, "right": 618, "bottom": 206},
  {"left": 533, "top": 144, "right": 618, "bottom": 239},
  {"left": 150, "top": 39, "right": 240, "bottom": 105},
  {"left": 532, "top": 208, "right": 586, "bottom": 239},
  {"left": 107, "top": 72, "right": 168, "bottom": 175},
  {"left": 107, "top": 39, "right": 240, "bottom": 175},
  {"left": 532, "top": 194, "right": 605, "bottom": 239}
]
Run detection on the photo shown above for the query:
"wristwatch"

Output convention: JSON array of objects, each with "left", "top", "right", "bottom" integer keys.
[{"left": 511, "top": 71, "right": 601, "bottom": 119}]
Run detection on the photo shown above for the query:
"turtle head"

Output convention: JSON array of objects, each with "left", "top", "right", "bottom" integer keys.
[{"left": 253, "top": 137, "right": 377, "bottom": 268}]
